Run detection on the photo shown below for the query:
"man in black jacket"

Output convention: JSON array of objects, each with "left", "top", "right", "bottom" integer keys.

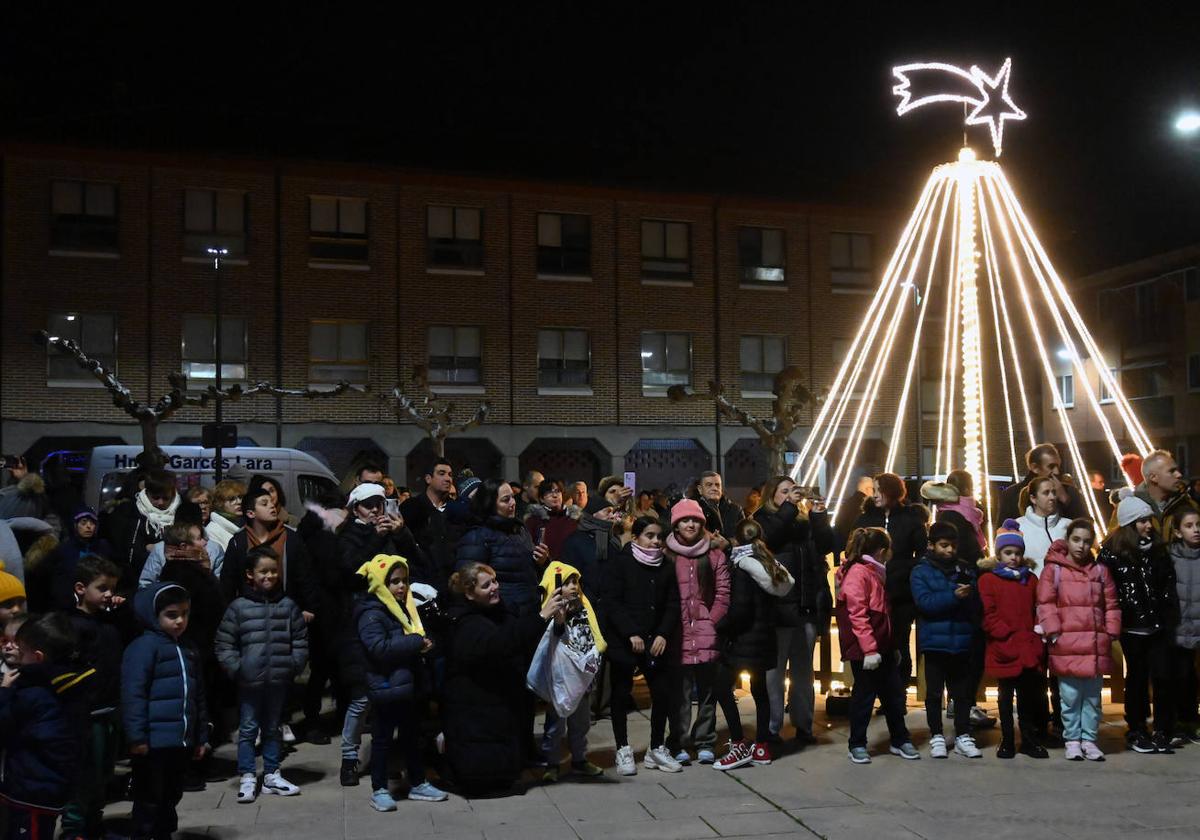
[
  {"left": 400, "top": 458, "right": 455, "bottom": 591},
  {"left": 697, "top": 471, "right": 743, "bottom": 549},
  {"left": 995, "top": 444, "right": 1087, "bottom": 527}
]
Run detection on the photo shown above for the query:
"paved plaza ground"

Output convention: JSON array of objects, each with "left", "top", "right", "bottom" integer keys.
[{"left": 104, "top": 692, "right": 1200, "bottom": 840}]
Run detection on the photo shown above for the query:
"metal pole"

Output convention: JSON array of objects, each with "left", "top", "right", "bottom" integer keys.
[
  {"left": 207, "top": 246, "right": 228, "bottom": 481},
  {"left": 914, "top": 288, "right": 923, "bottom": 478}
]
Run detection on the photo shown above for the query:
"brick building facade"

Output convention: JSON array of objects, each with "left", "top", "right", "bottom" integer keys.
[{"left": 0, "top": 144, "right": 903, "bottom": 497}]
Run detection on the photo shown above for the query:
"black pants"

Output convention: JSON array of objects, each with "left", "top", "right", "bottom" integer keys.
[
  {"left": 130, "top": 747, "right": 189, "bottom": 840},
  {"left": 848, "top": 657, "right": 910, "bottom": 749},
  {"left": 998, "top": 668, "right": 1046, "bottom": 743},
  {"left": 610, "top": 656, "right": 678, "bottom": 748},
  {"left": 923, "top": 651, "right": 973, "bottom": 738},
  {"left": 712, "top": 664, "right": 770, "bottom": 743},
  {"left": 371, "top": 698, "right": 425, "bottom": 791},
  {"left": 1171, "top": 645, "right": 1199, "bottom": 725},
  {"left": 891, "top": 603, "right": 916, "bottom": 689},
  {"left": 1122, "top": 630, "right": 1174, "bottom": 735},
  {"left": 304, "top": 631, "right": 344, "bottom": 725}
]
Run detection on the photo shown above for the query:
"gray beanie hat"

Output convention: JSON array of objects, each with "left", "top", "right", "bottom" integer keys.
[{"left": 1116, "top": 495, "right": 1155, "bottom": 528}]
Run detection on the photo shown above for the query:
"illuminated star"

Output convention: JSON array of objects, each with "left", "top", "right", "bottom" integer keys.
[{"left": 965, "top": 59, "right": 1026, "bottom": 158}]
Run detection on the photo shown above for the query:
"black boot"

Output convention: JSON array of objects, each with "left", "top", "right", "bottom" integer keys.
[
  {"left": 996, "top": 738, "right": 1016, "bottom": 759},
  {"left": 340, "top": 758, "right": 360, "bottom": 786},
  {"left": 1019, "top": 735, "right": 1049, "bottom": 759}
]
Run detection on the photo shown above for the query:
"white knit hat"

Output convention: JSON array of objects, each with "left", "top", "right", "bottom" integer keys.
[
  {"left": 347, "top": 482, "right": 386, "bottom": 507},
  {"left": 1116, "top": 495, "right": 1155, "bottom": 528}
]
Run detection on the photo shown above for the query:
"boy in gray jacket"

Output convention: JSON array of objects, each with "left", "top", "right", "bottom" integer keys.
[{"left": 215, "top": 545, "right": 308, "bottom": 803}]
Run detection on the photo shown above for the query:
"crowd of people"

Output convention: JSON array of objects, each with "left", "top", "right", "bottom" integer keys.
[{"left": 1, "top": 441, "right": 1200, "bottom": 838}]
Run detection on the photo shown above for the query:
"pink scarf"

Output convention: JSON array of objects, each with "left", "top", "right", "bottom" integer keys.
[
  {"left": 667, "top": 533, "right": 708, "bottom": 558},
  {"left": 632, "top": 543, "right": 664, "bottom": 567},
  {"left": 940, "top": 497, "right": 986, "bottom": 548}
]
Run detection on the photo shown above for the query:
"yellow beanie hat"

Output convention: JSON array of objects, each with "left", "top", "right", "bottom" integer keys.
[{"left": 0, "top": 562, "right": 25, "bottom": 605}]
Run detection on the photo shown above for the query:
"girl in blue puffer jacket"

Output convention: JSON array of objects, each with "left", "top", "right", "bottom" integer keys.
[{"left": 355, "top": 554, "right": 448, "bottom": 811}]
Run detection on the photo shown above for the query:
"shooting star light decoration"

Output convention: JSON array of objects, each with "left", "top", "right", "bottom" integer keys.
[
  {"left": 892, "top": 58, "right": 1026, "bottom": 157},
  {"left": 792, "top": 61, "right": 1151, "bottom": 544}
]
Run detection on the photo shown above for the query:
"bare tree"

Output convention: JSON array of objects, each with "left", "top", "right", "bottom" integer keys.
[
  {"left": 36, "top": 331, "right": 359, "bottom": 468},
  {"left": 382, "top": 365, "right": 490, "bottom": 458},
  {"left": 669, "top": 365, "right": 823, "bottom": 476}
]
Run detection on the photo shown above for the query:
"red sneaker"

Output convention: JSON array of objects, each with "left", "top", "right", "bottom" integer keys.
[
  {"left": 713, "top": 740, "right": 754, "bottom": 771},
  {"left": 751, "top": 741, "right": 773, "bottom": 765}
]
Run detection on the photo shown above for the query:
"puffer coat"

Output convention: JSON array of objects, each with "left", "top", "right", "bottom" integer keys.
[
  {"left": 456, "top": 516, "right": 540, "bottom": 611},
  {"left": 354, "top": 594, "right": 426, "bottom": 703},
  {"left": 1171, "top": 540, "right": 1200, "bottom": 649},
  {"left": 1036, "top": 540, "right": 1121, "bottom": 678},
  {"left": 834, "top": 557, "right": 893, "bottom": 660},
  {"left": 977, "top": 556, "right": 1045, "bottom": 677},
  {"left": 1098, "top": 542, "right": 1177, "bottom": 634},
  {"left": 718, "top": 548, "right": 793, "bottom": 670},
  {"left": 910, "top": 554, "right": 981, "bottom": 655},
  {"left": 214, "top": 586, "right": 308, "bottom": 688},
  {"left": 671, "top": 544, "right": 730, "bottom": 666}
]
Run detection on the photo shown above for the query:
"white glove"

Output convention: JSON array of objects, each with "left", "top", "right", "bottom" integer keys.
[
  {"left": 1033, "top": 624, "right": 1044, "bottom": 636},
  {"left": 862, "top": 653, "right": 882, "bottom": 671}
]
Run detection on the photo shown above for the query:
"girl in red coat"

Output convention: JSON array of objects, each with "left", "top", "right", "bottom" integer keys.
[{"left": 977, "top": 519, "right": 1048, "bottom": 759}]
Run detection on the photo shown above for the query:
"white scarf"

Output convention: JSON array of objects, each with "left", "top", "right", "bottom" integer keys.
[{"left": 136, "top": 489, "right": 180, "bottom": 539}]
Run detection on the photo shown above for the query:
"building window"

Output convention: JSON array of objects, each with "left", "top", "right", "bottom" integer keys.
[
  {"left": 182, "top": 316, "right": 247, "bottom": 385},
  {"left": 831, "top": 232, "right": 873, "bottom": 291},
  {"left": 740, "top": 335, "right": 786, "bottom": 394},
  {"left": 1056, "top": 373, "right": 1074, "bottom": 408},
  {"left": 46, "top": 312, "right": 116, "bottom": 383},
  {"left": 538, "top": 329, "right": 591, "bottom": 388},
  {"left": 1134, "top": 283, "right": 1158, "bottom": 344},
  {"left": 309, "top": 320, "right": 368, "bottom": 385},
  {"left": 641, "top": 220, "right": 690, "bottom": 279},
  {"left": 537, "top": 213, "right": 591, "bottom": 276},
  {"left": 184, "top": 189, "right": 246, "bottom": 257},
  {"left": 1186, "top": 268, "right": 1200, "bottom": 302},
  {"left": 641, "top": 331, "right": 692, "bottom": 389},
  {"left": 1098, "top": 367, "right": 1118, "bottom": 403},
  {"left": 1179, "top": 442, "right": 1191, "bottom": 477},
  {"left": 428, "top": 326, "right": 481, "bottom": 385},
  {"left": 427, "top": 206, "right": 482, "bottom": 269},
  {"left": 1189, "top": 355, "right": 1200, "bottom": 392},
  {"left": 738, "top": 227, "right": 786, "bottom": 284},
  {"left": 50, "top": 180, "right": 118, "bottom": 252},
  {"left": 309, "top": 197, "right": 368, "bottom": 263}
]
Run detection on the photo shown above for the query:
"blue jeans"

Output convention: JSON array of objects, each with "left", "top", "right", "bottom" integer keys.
[
  {"left": 1058, "top": 676, "right": 1103, "bottom": 742},
  {"left": 238, "top": 684, "right": 287, "bottom": 775},
  {"left": 341, "top": 695, "right": 369, "bottom": 760}
]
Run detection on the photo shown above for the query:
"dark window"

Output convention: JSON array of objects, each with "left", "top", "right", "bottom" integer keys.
[
  {"left": 537, "top": 213, "right": 591, "bottom": 276},
  {"left": 309, "top": 197, "right": 368, "bottom": 263},
  {"left": 1190, "top": 355, "right": 1200, "bottom": 391},
  {"left": 831, "top": 231, "right": 873, "bottom": 291},
  {"left": 641, "top": 332, "right": 692, "bottom": 388},
  {"left": 298, "top": 474, "right": 339, "bottom": 504},
  {"left": 740, "top": 335, "right": 786, "bottom": 393},
  {"left": 1134, "top": 283, "right": 1158, "bottom": 344},
  {"left": 182, "top": 315, "right": 247, "bottom": 385},
  {"left": 184, "top": 189, "right": 247, "bottom": 257},
  {"left": 738, "top": 227, "right": 786, "bottom": 283},
  {"left": 309, "top": 321, "right": 368, "bottom": 384},
  {"left": 50, "top": 180, "right": 118, "bottom": 252},
  {"left": 46, "top": 312, "right": 116, "bottom": 382},
  {"left": 538, "top": 329, "right": 591, "bottom": 388},
  {"left": 1186, "top": 268, "right": 1200, "bottom": 302},
  {"left": 427, "top": 206, "right": 483, "bottom": 268},
  {"left": 428, "top": 326, "right": 481, "bottom": 385},
  {"left": 641, "top": 220, "right": 691, "bottom": 279}
]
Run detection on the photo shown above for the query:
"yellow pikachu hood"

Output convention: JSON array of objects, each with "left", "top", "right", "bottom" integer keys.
[
  {"left": 357, "top": 554, "right": 425, "bottom": 636},
  {"left": 539, "top": 560, "right": 606, "bottom": 653}
]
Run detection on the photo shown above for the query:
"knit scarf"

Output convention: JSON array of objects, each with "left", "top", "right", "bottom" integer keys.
[
  {"left": 135, "top": 489, "right": 180, "bottom": 539},
  {"left": 246, "top": 522, "right": 288, "bottom": 586},
  {"left": 992, "top": 562, "right": 1031, "bottom": 584},
  {"left": 666, "top": 533, "right": 708, "bottom": 558},
  {"left": 357, "top": 555, "right": 425, "bottom": 636},
  {"left": 631, "top": 543, "right": 664, "bottom": 567},
  {"left": 577, "top": 513, "right": 615, "bottom": 562}
]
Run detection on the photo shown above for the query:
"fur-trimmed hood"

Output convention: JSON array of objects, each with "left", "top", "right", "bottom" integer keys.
[
  {"left": 15, "top": 472, "right": 46, "bottom": 496},
  {"left": 977, "top": 554, "right": 1037, "bottom": 572}
]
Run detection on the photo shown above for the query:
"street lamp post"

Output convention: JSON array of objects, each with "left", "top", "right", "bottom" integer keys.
[{"left": 206, "top": 246, "right": 229, "bottom": 481}]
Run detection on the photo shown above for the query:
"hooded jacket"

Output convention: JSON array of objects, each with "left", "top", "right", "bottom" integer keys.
[
  {"left": 718, "top": 545, "right": 793, "bottom": 670},
  {"left": 30, "top": 531, "right": 114, "bottom": 612},
  {"left": 601, "top": 543, "right": 680, "bottom": 666},
  {"left": 456, "top": 515, "right": 540, "bottom": 611},
  {"left": 670, "top": 540, "right": 730, "bottom": 666},
  {"left": 0, "top": 473, "right": 53, "bottom": 522},
  {"left": 753, "top": 503, "right": 834, "bottom": 626},
  {"left": 538, "top": 560, "right": 606, "bottom": 654},
  {"left": 214, "top": 583, "right": 308, "bottom": 689},
  {"left": 0, "top": 660, "right": 92, "bottom": 811},
  {"left": 120, "top": 582, "right": 208, "bottom": 749},
  {"left": 910, "top": 552, "right": 981, "bottom": 655},
  {"left": 1036, "top": 540, "right": 1121, "bottom": 678},
  {"left": 853, "top": 501, "right": 928, "bottom": 607},
  {"left": 1098, "top": 540, "right": 1177, "bottom": 634},
  {"left": 976, "top": 556, "right": 1045, "bottom": 677},
  {"left": 1015, "top": 506, "right": 1069, "bottom": 573},
  {"left": 1171, "top": 540, "right": 1200, "bottom": 649},
  {"left": 354, "top": 556, "right": 426, "bottom": 704},
  {"left": 834, "top": 557, "right": 892, "bottom": 660}
]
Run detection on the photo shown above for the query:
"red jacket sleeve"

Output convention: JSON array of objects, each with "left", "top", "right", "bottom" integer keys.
[
  {"left": 979, "top": 575, "right": 1014, "bottom": 641},
  {"left": 844, "top": 566, "right": 879, "bottom": 657}
]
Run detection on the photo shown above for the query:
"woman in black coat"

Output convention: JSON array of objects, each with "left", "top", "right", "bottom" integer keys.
[
  {"left": 852, "top": 472, "right": 928, "bottom": 689},
  {"left": 754, "top": 476, "right": 835, "bottom": 744},
  {"left": 442, "top": 561, "right": 563, "bottom": 794}
]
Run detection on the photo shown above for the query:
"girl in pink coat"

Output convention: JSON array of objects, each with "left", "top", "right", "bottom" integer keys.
[
  {"left": 1037, "top": 519, "right": 1121, "bottom": 761},
  {"left": 664, "top": 499, "right": 730, "bottom": 766}
]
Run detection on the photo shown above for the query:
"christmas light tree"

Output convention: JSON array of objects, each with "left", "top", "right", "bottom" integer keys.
[{"left": 791, "top": 59, "right": 1153, "bottom": 543}]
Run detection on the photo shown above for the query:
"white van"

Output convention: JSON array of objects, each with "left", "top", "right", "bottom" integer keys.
[{"left": 85, "top": 445, "right": 341, "bottom": 512}]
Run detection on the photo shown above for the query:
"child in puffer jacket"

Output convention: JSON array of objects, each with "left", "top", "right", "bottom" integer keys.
[
  {"left": 836, "top": 527, "right": 918, "bottom": 764},
  {"left": 977, "top": 521, "right": 1048, "bottom": 759},
  {"left": 1169, "top": 507, "right": 1200, "bottom": 743},
  {"left": 354, "top": 554, "right": 447, "bottom": 811},
  {"left": 1037, "top": 519, "right": 1121, "bottom": 761},
  {"left": 215, "top": 545, "right": 308, "bottom": 803}
]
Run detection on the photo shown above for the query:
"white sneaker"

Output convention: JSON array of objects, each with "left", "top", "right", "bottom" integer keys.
[
  {"left": 930, "top": 734, "right": 948, "bottom": 759},
  {"left": 262, "top": 770, "right": 301, "bottom": 795},
  {"left": 954, "top": 735, "right": 982, "bottom": 758},
  {"left": 237, "top": 773, "right": 257, "bottom": 803},
  {"left": 643, "top": 745, "right": 683, "bottom": 773},
  {"left": 615, "top": 745, "right": 637, "bottom": 776},
  {"left": 281, "top": 724, "right": 296, "bottom": 744}
]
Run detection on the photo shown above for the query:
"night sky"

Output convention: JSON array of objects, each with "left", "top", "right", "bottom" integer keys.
[{"left": 4, "top": 3, "right": 1200, "bottom": 275}]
